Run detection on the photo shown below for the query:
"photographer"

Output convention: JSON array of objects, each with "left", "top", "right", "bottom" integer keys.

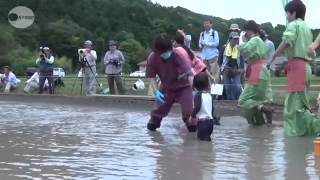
[
  {"left": 103, "top": 40, "right": 125, "bottom": 95},
  {"left": 79, "top": 40, "right": 97, "bottom": 96},
  {"left": 36, "top": 47, "right": 54, "bottom": 94}
]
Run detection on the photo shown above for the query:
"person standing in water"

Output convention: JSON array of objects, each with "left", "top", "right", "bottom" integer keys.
[
  {"left": 146, "top": 33, "right": 195, "bottom": 132},
  {"left": 238, "top": 20, "right": 273, "bottom": 125},
  {"left": 191, "top": 72, "right": 215, "bottom": 141},
  {"left": 270, "top": 0, "right": 320, "bottom": 136}
]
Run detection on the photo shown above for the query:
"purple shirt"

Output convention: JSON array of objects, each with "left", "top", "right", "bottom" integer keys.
[{"left": 146, "top": 50, "right": 192, "bottom": 91}]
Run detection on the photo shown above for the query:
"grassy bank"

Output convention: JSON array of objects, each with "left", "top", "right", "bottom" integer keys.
[{"left": 13, "top": 75, "right": 320, "bottom": 102}]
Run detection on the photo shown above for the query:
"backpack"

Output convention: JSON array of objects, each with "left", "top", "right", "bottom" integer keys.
[
  {"left": 201, "top": 30, "right": 216, "bottom": 41},
  {"left": 200, "top": 30, "right": 219, "bottom": 51}
]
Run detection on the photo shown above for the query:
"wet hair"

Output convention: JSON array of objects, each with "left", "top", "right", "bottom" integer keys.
[
  {"left": 285, "top": 0, "right": 306, "bottom": 20},
  {"left": 175, "top": 33, "right": 195, "bottom": 60},
  {"left": 153, "top": 33, "right": 172, "bottom": 53},
  {"left": 193, "top": 72, "right": 209, "bottom": 91}
]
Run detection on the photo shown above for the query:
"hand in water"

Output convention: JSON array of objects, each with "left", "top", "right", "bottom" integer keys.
[{"left": 154, "top": 89, "right": 165, "bottom": 104}]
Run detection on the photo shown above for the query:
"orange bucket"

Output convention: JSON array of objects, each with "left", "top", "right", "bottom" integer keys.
[{"left": 314, "top": 138, "right": 320, "bottom": 156}]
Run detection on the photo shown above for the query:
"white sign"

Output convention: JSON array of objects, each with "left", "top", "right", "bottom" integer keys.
[
  {"left": 8, "top": 6, "right": 35, "bottom": 29},
  {"left": 211, "top": 84, "right": 224, "bottom": 95}
]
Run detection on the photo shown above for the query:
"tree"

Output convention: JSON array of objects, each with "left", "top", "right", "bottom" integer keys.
[
  {"left": 118, "top": 37, "right": 145, "bottom": 73},
  {"left": 0, "top": 24, "right": 19, "bottom": 67},
  {"left": 261, "top": 22, "right": 274, "bottom": 35},
  {"left": 1, "top": 0, "right": 319, "bottom": 73}
]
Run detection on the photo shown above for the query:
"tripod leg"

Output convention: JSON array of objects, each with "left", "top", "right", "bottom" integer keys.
[
  {"left": 71, "top": 72, "right": 79, "bottom": 95},
  {"left": 80, "top": 68, "right": 84, "bottom": 95}
]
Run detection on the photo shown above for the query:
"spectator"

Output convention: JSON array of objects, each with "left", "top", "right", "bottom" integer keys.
[
  {"left": 260, "top": 30, "right": 276, "bottom": 70},
  {"left": 199, "top": 19, "right": 220, "bottom": 83},
  {"left": 0, "top": 66, "right": 20, "bottom": 93},
  {"left": 23, "top": 67, "right": 48, "bottom": 94},
  {"left": 218, "top": 24, "right": 244, "bottom": 99},
  {"left": 177, "top": 27, "right": 192, "bottom": 49},
  {"left": 221, "top": 32, "right": 243, "bottom": 100},
  {"left": 79, "top": 40, "right": 97, "bottom": 96},
  {"left": 36, "top": 47, "right": 54, "bottom": 94},
  {"left": 103, "top": 40, "right": 125, "bottom": 95}
]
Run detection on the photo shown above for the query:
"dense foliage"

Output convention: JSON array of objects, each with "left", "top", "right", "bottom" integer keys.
[{"left": 0, "top": 0, "right": 319, "bottom": 75}]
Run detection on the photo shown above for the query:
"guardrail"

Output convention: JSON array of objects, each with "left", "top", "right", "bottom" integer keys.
[{"left": 3, "top": 75, "right": 320, "bottom": 100}]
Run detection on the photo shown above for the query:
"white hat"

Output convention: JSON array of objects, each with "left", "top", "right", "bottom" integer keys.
[
  {"left": 40, "top": 47, "right": 50, "bottom": 50},
  {"left": 84, "top": 40, "right": 93, "bottom": 45}
]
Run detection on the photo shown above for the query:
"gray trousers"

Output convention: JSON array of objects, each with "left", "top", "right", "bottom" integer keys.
[
  {"left": 204, "top": 57, "right": 220, "bottom": 83},
  {"left": 107, "top": 74, "right": 124, "bottom": 95},
  {"left": 24, "top": 81, "right": 38, "bottom": 93},
  {"left": 83, "top": 66, "right": 96, "bottom": 96},
  {"left": 0, "top": 81, "right": 15, "bottom": 93}
]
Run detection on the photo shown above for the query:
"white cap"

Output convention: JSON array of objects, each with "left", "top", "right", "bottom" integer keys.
[
  {"left": 40, "top": 47, "right": 50, "bottom": 50},
  {"left": 84, "top": 40, "right": 93, "bottom": 45}
]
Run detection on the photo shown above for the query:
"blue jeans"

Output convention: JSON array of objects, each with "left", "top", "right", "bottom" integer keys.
[{"left": 223, "top": 72, "right": 242, "bottom": 100}]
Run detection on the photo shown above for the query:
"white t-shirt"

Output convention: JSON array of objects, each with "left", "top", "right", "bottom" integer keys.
[{"left": 196, "top": 92, "right": 213, "bottom": 119}]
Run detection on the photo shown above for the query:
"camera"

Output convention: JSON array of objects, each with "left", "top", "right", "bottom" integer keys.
[
  {"left": 39, "top": 47, "right": 45, "bottom": 53},
  {"left": 39, "top": 47, "right": 46, "bottom": 59},
  {"left": 109, "top": 59, "right": 120, "bottom": 66},
  {"left": 78, "top": 49, "right": 87, "bottom": 56}
]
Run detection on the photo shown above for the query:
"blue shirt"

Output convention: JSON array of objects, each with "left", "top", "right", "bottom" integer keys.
[
  {"left": 5, "top": 72, "right": 18, "bottom": 86},
  {"left": 199, "top": 29, "right": 220, "bottom": 60},
  {"left": 264, "top": 39, "right": 275, "bottom": 64}
]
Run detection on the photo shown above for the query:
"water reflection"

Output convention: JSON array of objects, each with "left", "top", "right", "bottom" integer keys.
[
  {"left": 283, "top": 137, "right": 318, "bottom": 180},
  {"left": 149, "top": 129, "right": 214, "bottom": 180},
  {"left": 0, "top": 101, "right": 319, "bottom": 179}
]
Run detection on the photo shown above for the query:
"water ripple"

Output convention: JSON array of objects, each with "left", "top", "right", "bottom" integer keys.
[{"left": 0, "top": 102, "right": 319, "bottom": 179}]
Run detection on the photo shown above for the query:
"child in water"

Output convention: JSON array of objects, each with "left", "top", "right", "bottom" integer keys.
[{"left": 190, "top": 72, "right": 215, "bottom": 141}]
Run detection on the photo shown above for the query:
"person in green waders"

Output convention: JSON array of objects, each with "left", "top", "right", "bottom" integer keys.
[
  {"left": 238, "top": 20, "right": 273, "bottom": 125},
  {"left": 270, "top": 0, "right": 320, "bottom": 136}
]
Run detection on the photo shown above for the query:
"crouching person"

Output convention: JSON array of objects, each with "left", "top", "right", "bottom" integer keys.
[
  {"left": 24, "top": 67, "right": 48, "bottom": 94},
  {"left": 146, "top": 33, "right": 195, "bottom": 132},
  {"left": 190, "top": 72, "right": 214, "bottom": 141},
  {"left": 0, "top": 66, "right": 20, "bottom": 93},
  {"left": 239, "top": 21, "right": 273, "bottom": 125}
]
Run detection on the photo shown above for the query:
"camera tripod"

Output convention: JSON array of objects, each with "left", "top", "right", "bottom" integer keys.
[{"left": 71, "top": 56, "right": 101, "bottom": 95}]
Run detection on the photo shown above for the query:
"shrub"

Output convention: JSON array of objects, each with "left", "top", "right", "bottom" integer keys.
[{"left": 54, "top": 56, "right": 73, "bottom": 74}]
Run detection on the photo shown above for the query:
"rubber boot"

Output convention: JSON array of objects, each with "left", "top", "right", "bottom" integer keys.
[{"left": 261, "top": 105, "right": 273, "bottom": 124}]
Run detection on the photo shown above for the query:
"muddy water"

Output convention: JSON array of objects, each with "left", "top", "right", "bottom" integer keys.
[{"left": 0, "top": 101, "right": 319, "bottom": 180}]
